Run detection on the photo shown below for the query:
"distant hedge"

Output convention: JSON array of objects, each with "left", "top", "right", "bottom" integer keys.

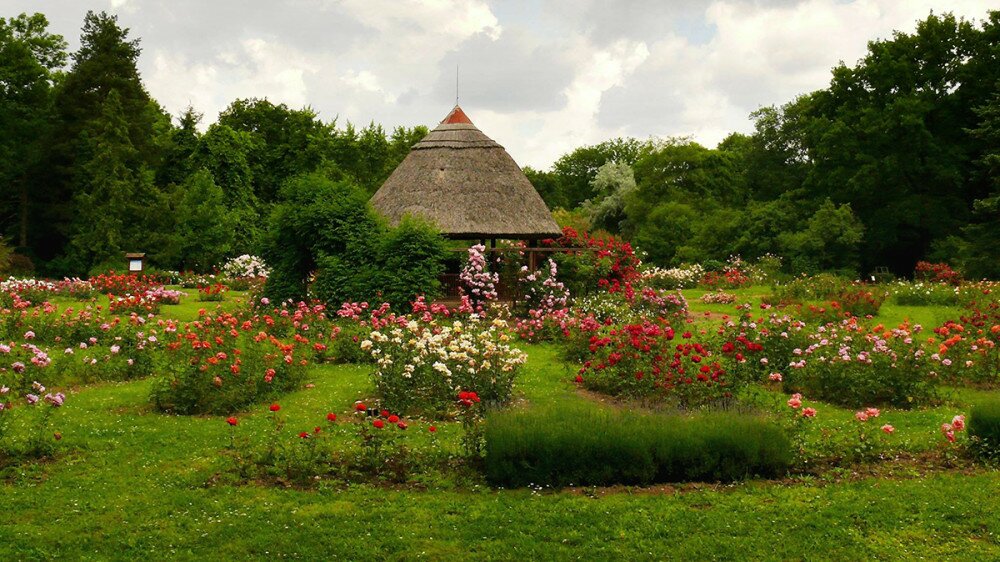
[{"left": 484, "top": 406, "right": 791, "bottom": 488}]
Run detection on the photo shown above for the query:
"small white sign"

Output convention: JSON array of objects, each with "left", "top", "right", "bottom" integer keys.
[{"left": 128, "top": 259, "right": 143, "bottom": 272}]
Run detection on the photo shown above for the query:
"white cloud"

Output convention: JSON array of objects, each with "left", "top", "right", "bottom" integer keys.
[
  {"left": 595, "top": 0, "right": 998, "bottom": 151},
  {"left": 148, "top": 38, "right": 320, "bottom": 124}
]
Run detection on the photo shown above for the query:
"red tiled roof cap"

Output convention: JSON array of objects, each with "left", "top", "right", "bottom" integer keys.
[{"left": 441, "top": 105, "right": 474, "bottom": 125}]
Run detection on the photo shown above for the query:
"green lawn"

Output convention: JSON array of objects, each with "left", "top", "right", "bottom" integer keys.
[
  {"left": 46, "top": 286, "right": 249, "bottom": 322},
  {"left": 4, "top": 336, "right": 1000, "bottom": 558}
]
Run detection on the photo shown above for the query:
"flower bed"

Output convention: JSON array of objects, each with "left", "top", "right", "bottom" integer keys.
[
  {"left": 719, "top": 312, "right": 937, "bottom": 407},
  {"left": 150, "top": 311, "right": 312, "bottom": 414},
  {"left": 699, "top": 291, "right": 736, "bottom": 304},
  {"left": 364, "top": 316, "right": 527, "bottom": 414},
  {"left": 642, "top": 264, "right": 704, "bottom": 290},
  {"left": 575, "top": 319, "right": 733, "bottom": 407}
]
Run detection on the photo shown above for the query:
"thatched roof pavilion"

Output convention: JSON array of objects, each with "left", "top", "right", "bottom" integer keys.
[{"left": 370, "top": 106, "right": 562, "bottom": 240}]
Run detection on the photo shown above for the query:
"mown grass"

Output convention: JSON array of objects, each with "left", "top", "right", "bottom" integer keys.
[
  {"left": 4, "top": 309, "right": 1000, "bottom": 557},
  {"left": 44, "top": 286, "right": 249, "bottom": 323}
]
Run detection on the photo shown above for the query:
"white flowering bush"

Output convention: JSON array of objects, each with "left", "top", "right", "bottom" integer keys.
[
  {"left": 888, "top": 281, "right": 961, "bottom": 306},
  {"left": 642, "top": 264, "right": 704, "bottom": 290},
  {"left": 221, "top": 255, "right": 271, "bottom": 280},
  {"left": 0, "top": 278, "right": 58, "bottom": 303},
  {"left": 363, "top": 317, "right": 527, "bottom": 414}
]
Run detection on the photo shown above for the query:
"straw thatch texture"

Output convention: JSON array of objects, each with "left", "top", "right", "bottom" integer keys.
[{"left": 370, "top": 110, "right": 562, "bottom": 240}]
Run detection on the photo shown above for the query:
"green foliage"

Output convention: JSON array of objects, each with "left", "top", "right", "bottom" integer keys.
[
  {"left": 484, "top": 405, "right": 791, "bottom": 488},
  {"left": 193, "top": 124, "right": 260, "bottom": 254},
  {"left": 770, "top": 273, "right": 853, "bottom": 303},
  {"left": 264, "top": 173, "right": 445, "bottom": 309},
  {"left": 552, "top": 137, "right": 657, "bottom": 208},
  {"left": 0, "top": 13, "right": 66, "bottom": 249},
  {"left": 0, "top": 237, "right": 12, "bottom": 274},
  {"left": 581, "top": 161, "right": 636, "bottom": 233},
  {"left": 172, "top": 168, "right": 235, "bottom": 271},
  {"left": 372, "top": 216, "right": 447, "bottom": 308},
  {"left": 970, "top": 399, "right": 1000, "bottom": 459},
  {"left": 264, "top": 172, "right": 381, "bottom": 303},
  {"left": 523, "top": 166, "right": 567, "bottom": 210},
  {"left": 782, "top": 350, "right": 938, "bottom": 409},
  {"left": 39, "top": 11, "right": 169, "bottom": 267},
  {"left": 778, "top": 200, "right": 865, "bottom": 274},
  {"left": 69, "top": 90, "right": 168, "bottom": 269}
]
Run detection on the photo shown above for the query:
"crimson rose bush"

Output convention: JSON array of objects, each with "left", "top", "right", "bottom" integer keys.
[{"left": 576, "top": 319, "right": 734, "bottom": 407}]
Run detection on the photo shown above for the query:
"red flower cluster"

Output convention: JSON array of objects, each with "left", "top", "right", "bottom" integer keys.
[
  {"left": 89, "top": 273, "right": 161, "bottom": 296},
  {"left": 915, "top": 261, "right": 962, "bottom": 285},
  {"left": 542, "top": 226, "right": 641, "bottom": 289},
  {"left": 576, "top": 319, "right": 729, "bottom": 405},
  {"left": 458, "top": 391, "right": 481, "bottom": 408}
]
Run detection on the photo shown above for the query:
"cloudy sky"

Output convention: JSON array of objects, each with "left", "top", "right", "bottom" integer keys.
[{"left": 3, "top": 1, "right": 996, "bottom": 168}]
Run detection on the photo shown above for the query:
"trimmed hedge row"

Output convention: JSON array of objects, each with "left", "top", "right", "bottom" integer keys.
[
  {"left": 970, "top": 399, "right": 1000, "bottom": 457},
  {"left": 484, "top": 405, "right": 791, "bottom": 488}
]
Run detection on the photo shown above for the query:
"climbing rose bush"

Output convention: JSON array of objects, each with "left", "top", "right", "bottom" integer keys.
[{"left": 459, "top": 244, "right": 499, "bottom": 306}]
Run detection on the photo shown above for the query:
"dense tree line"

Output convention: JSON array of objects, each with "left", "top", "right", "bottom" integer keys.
[
  {"left": 528, "top": 11, "right": 1000, "bottom": 278},
  {"left": 1, "top": 10, "right": 998, "bottom": 279},
  {"left": 0, "top": 11, "right": 426, "bottom": 276}
]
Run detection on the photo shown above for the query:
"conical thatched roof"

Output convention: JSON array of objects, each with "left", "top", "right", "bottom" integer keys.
[{"left": 370, "top": 106, "right": 562, "bottom": 239}]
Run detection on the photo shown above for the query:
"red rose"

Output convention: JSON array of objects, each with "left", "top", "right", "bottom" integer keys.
[
  {"left": 355, "top": 402, "right": 366, "bottom": 411},
  {"left": 373, "top": 419, "right": 385, "bottom": 429},
  {"left": 428, "top": 425, "right": 437, "bottom": 433},
  {"left": 397, "top": 422, "right": 408, "bottom": 430},
  {"left": 298, "top": 431, "right": 309, "bottom": 438},
  {"left": 226, "top": 417, "right": 238, "bottom": 426},
  {"left": 380, "top": 409, "right": 390, "bottom": 418},
  {"left": 314, "top": 426, "right": 322, "bottom": 434},
  {"left": 388, "top": 414, "right": 400, "bottom": 423},
  {"left": 269, "top": 404, "right": 280, "bottom": 412},
  {"left": 326, "top": 412, "right": 337, "bottom": 422}
]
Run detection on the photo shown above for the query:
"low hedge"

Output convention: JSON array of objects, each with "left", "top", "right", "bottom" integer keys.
[
  {"left": 484, "top": 405, "right": 791, "bottom": 488},
  {"left": 970, "top": 399, "right": 1000, "bottom": 458}
]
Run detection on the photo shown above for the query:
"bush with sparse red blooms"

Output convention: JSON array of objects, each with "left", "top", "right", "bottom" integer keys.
[
  {"left": 541, "top": 226, "right": 641, "bottom": 289},
  {"left": 575, "top": 319, "right": 731, "bottom": 406},
  {"left": 915, "top": 261, "right": 962, "bottom": 285}
]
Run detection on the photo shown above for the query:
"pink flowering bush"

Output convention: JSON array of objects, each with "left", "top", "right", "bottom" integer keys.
[
  {"left": 779, "top": 321, "right": 938, "bottom": 408},
  {"left": 716, "top": 312, "right": 938, "bottom": 408},
  {"left": 459, "top": 244, "right": 499, "bottom": 307},
  {"left": 517, "top": 258, "right": 569, "bottom": 313},
  {"left": 0, "top": 347, "right": 66, "bottom": 462}
]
